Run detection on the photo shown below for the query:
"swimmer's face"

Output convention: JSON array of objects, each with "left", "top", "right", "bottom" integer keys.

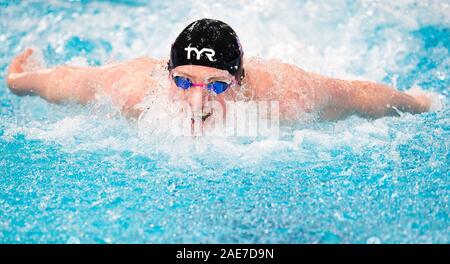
[{"left": 169, "top": 65, "right": 238, "bottom": 131}]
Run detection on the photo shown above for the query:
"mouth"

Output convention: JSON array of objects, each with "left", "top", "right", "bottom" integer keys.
[
  {"left": 201, "top": 112, "right": 212, "bottom": 122},
  {"left": 191, "top": 112, "right": 212, "bottom": 123}
]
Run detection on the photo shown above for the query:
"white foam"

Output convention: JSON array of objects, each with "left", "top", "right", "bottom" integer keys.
[{"left": 1, "top": 0, "right": 448, "bottom": 164}]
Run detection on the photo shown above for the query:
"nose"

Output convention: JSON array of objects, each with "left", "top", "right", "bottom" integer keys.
[{"left": 187, "top": 85, "right": 207, "bottom": 114}]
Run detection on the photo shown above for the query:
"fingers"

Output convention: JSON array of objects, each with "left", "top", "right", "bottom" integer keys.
[
  {"left": 8, "top": 48, "right": 34, "bottom": 75},
  {"left": 20, "top": 48, "right": 34, "bottom": 58},
  {"left": 411, "top": 94, "right": 431, "bottom": 113}
]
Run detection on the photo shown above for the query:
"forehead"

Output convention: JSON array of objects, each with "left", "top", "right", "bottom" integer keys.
[{"left": 172, "top": 65, "right": 231, "bottom": 79}]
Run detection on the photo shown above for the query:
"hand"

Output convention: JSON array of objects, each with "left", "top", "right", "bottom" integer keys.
[
  {"left": 405, "top": 87, "right": 439, "bottom": 113},
  {"left": 413, "top": 94, "right": 432, "bottom": 112},
  {"left": 7, "top": 48, "right": 35, "bottom": 87},
  {"left": 8, "top": 48, "right": 34, "bottom": 74}
]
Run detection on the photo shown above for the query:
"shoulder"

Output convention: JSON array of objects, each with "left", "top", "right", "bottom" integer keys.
[
  {"left": 242, "top": 57, "right": 308, "bottom": 96},
  {"left": 241, "top": 57, "right": 276, "bottom": 90},
  {"left": 98, "top": 57, "right": 165, "bottom": 72},
  {"left": 241, "top": 57, "right": 332, "bottom": 116},
  {"left": 244, "top": 57, "right": 306, "bottom": 73},
  {"left": 125, "top": 57, "right": 166, "bottom": 70},
  {"left": 243, "top": 57, "right": 307, "bottom": 84}
]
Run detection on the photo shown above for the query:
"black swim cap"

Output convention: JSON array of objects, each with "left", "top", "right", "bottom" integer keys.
[{"left": 168, "top": 18, "right": 245, "bottom": 83}]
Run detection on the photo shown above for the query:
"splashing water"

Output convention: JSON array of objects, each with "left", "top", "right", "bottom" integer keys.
[{"left": 0, "top": 0, "right": 449, "bottom": 243}]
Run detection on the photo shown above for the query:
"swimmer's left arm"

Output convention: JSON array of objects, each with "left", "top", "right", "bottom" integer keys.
[
  {"left": 248, "top": 59, "right": 430, "bottom": 120},
  {"left": 322, "top": 79, "right": 431, "bottom": 119}
]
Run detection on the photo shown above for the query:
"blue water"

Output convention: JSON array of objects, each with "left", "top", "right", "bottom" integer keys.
[{"left": 0, "top": 0, "right": 449, "bottom": 243}]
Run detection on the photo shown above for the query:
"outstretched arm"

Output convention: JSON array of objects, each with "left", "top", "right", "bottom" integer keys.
[
  {"left": 247, "top": 59, "right": 431, "bottom": 121},
  {"left": 6, "top": 49, "right": 159, "bottom": 118},
  {"left": 6, "top": 48, "right": 98, "bottom": 104},
  {"left": 321, "top": 78, "right": 431, "bottom": 119}
]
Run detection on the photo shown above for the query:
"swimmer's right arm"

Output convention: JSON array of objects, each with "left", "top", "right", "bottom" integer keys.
[
  {"left": 7, "top": 49, "right": 158, "bottom": 118},
  {"left": 6, "top": 49, "right": 99, "bottom": 104}
]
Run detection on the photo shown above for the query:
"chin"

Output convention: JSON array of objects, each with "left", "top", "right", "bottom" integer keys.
[{"left": 190, "top": 111, "right": 222, "bottom": 136}]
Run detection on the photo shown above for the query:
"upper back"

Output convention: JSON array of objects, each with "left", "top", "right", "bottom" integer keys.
[{"left": 241, "top": 57, "right": 330, "bottom": 120}]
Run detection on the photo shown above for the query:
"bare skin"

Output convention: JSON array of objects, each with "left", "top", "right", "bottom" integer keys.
[{"left": 6, "top": 48, "right": 431, "bottom": 124}]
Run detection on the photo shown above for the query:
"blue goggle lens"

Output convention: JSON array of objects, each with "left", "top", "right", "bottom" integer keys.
[
  {"left": 173, "top": 76, "right": 191, "bottom": 89},
  {"left": 207, "top": 81, "right": 229, "bottom": 94},
  {"left": 173, "top": 76, "right": 231, "bottom": 94}
]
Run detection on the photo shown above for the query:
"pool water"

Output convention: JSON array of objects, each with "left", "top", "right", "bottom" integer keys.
[{"left": 0, "top": 0, "right": 449, "bottom": 243}]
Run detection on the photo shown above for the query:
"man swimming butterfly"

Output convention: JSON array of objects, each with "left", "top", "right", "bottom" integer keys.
[{"left": 6, "top": 18, "right": 431, "bottom": 130}]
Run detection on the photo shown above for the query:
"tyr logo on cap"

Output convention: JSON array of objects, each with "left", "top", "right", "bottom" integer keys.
[{"left": 184, "top": 44, "right": 216, "bottom": 62}]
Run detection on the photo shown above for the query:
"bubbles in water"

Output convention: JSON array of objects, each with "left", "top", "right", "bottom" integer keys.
[
  {"left": 367, "top": 236, "right": 382, "bottom": 244},
  {"left": 0, "top": 0, "right": 448, "bottom": 244},
  {"left": 66, "top": 236, "right": 80, "bottom": 244}
]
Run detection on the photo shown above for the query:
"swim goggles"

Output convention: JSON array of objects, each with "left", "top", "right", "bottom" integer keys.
[{"left": 170, "top": 72, "right": 236, "bottom": 94}]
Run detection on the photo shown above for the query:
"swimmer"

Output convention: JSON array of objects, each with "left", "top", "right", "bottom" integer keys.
[{"left": 6, "top": 18, "right": 432, "bottom": 126}]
